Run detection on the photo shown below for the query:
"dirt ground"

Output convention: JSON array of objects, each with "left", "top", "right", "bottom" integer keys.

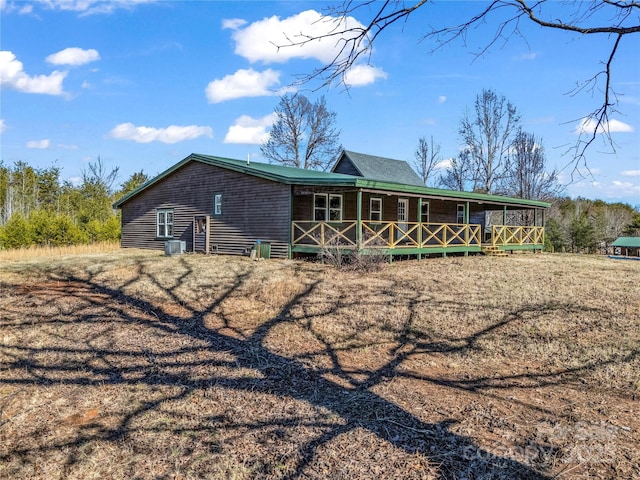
[{"left": 0, "top": 250, "right": 638, "bottom": 479}]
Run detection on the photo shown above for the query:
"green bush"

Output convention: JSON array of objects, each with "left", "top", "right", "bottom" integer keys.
[
  {"left": 83, "top": 216, "right": 120, "bottom": 242},
  {"left": 0, "top": 214, "right": 33, "bottom": 249}
]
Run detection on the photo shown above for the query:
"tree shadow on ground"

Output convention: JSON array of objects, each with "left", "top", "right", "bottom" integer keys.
[{"left": 1, "top": 257, "right": 636, "bottom": 479}]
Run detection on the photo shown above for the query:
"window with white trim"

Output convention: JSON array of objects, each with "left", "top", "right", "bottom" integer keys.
[
  {"left": 457, "top": 204, "right": 465, "bottom": 224},
  {"left": 370, "top": 197, "right": 383, "bottom": 222},
  {"left": 421, "top": 201, "right": 430, "bottom": 223},
  {"left": 157, "top": 208, "right": 174, "bottom": 238},
  {"left": 213, "top": 194, "right": 222, "bottom": 216},
  {"left": 313, "top": 193, "right": 342, "bottom": 221}
]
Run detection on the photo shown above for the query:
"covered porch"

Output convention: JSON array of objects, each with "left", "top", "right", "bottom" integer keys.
[{"left": 290, "top": 187, "right": 546, "bottom": 258}]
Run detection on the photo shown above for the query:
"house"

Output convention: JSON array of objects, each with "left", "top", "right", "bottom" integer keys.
[
  {"left": 611, "top": 237, "right": 640, "bottom": 258},
  {"left": 113, "top": 151, "right": 550, "bottom": 259}
]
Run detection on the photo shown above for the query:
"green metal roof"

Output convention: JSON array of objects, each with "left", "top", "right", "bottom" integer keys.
[
  {"left": 612, "top": 237, "right": 640, "bottom": 248},
  {"left": 335, "top": 150, "right": 425, "bottom": 186},
  {"left": 114, "top": 153, "right": 551, "bottom": 209}
]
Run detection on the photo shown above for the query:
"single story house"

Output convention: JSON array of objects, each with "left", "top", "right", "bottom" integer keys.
[
  {"left": 611, "top": 237, "right": 640, "bottom": 258},
  {"left": 113, "top": 151, "right": 550, "bottom": 259}
]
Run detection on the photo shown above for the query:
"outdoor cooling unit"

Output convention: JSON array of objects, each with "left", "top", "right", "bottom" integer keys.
[{"left": 164, "top": 240, "right": 186, "bottom": 256}]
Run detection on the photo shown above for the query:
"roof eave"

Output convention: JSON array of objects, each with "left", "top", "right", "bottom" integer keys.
[{"left": 353, "top": 179, "right": 551, "bottom": 208}]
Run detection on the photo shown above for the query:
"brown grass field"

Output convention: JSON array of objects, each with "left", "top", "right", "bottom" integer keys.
[{"left": 0, "top": 248, "right": 638, "bottom": 479}]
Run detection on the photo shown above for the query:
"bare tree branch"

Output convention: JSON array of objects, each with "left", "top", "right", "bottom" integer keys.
[{"left": 282, "top": 0, "right": 639, "bottom": 169}]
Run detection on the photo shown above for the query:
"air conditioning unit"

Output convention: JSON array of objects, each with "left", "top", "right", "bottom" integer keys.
[{"left": 165, "top": 240, "right": 186, "bottom": 256}]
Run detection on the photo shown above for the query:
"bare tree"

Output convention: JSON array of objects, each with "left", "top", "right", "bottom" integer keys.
[
  {"left": 80, "top": 157, "right": 120, "bottom": 223},
  {"left": 261, "top": 93, "right": 341, "bottom": 170},
  {"left": 439, "top": 150, "right": 472, "bottom": 191},
  {"left": 286, "top": 1, "right": 639, "bottom": 166},
  {"left": 413, "top": 136, "right": 441, "bottom": 186},
  {"left": 460, "top": 89, "right": 520, "bottom": 194},
  {"left": 504, "top": 129, "right": 563, "bottom": 201}
]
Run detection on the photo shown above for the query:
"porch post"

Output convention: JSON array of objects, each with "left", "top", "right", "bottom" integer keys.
[
  {"left": 464, "top": 201, "right": 470, "bottom": 255},
  {"left": 503, "top": 205, "right": 507, "bottom": 225},
  {"left": 356, "top": 189, "right": 362, "bottom": 250},
  {"left": 287, "top": 186, "right": 293, "bottom": 259},
  {"left": 417, "top": 198, "right": 423, "bottom": 259}
]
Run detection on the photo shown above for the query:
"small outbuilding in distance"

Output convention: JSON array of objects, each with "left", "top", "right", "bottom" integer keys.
[{"left": 610, "top": 237, "right": 640, "bottom": 259}]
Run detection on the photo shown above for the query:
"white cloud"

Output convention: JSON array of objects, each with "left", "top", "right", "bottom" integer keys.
[
  {"left": 205, "top": 68, "right": 281, "bottom": 103},
  {"left": 109, "top": 123, "right": 213, "bottom": 144},
  {"left": 0, "top": 119, "right": 6, "bottom": 133},
  {"left": 46, "top": 47, "right": 100, "bottom": 66},
  {"left": 437, "top": 95, "right": 447, "bottom": 104},
  {"left": 222, "top": 18, "right": 247, "bottom": 30},
  {"left": 0, "top": 51, "right": 67, "bottom": 95},
  {"left": 226, "top": 10, "right": 365, "bottom": 64},
  {"left": 610, "top": 180, "right": 640, "bottom": 197},
  {"left": 575, "top": 117, "right": 634, "bottom": 135},
  {"left": 515, "top": 52, "right": 538, "bottom": 61},
  {"left": 224, "top": 114, "right": 276, "bottom": 145},
  {"left": 435, "top": 159, "right": 453, "bottom": 170},
  {"left": 343, "top": 64, "right": 387, "bottom": 87},
  {"left": 621, "top": 170, "right": 640, "bottom": 177},
  {"left": 1, "top": 1, "right": 33, "bottom": 14},
  {"left": 36, "top": 0, "right": 157, "bottom": 15},
  {"left": 27, "top": 139, "right": 51, "bottom": 149}
]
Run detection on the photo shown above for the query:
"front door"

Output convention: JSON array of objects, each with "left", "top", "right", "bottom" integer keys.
[{"left": 397, "top": 198, "right": 409, "bottom": 241}]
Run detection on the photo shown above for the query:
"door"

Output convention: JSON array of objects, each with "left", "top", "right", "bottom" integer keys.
[
  {"left": 193, "top": 215, "right": 210, "bottom": 253},
  {"left": 397, "top": 198, "right": 409, "bottom": 241}
]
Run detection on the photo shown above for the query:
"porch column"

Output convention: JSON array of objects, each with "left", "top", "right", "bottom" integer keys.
[
  {"left": 356, "top": 189, "right": 362, "bottom": 250},
  {"left": 503, "top": 205, "right": 507, "bottom": 225},
  {"left": 534, "top": 208, "right": 538, "bottom": 227},
  {"left": 417, "top": 198, "right": 423, "bottom": 255},
  {"left": 465, "top": 201, "right": 470, "bottom": 254}
]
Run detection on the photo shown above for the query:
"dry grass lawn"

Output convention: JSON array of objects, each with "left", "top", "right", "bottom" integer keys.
[{"left": 0, "top": 249, "right": 638, "bottom": 479}]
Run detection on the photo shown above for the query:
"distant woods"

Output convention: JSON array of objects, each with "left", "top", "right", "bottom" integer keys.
[
  {"left": 0, "top": 158, "right": 148, "bottom": 249},
  {"left": 413, "top": 88, "right": 639, "bottom": 252}
]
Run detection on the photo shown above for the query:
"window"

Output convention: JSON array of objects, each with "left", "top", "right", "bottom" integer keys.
[
  {"left": 213, "top": 194, "right": 222, "bottom": 216},
  {"left": 370, "top": 197, "right": 383, "bottom": 222},
  {"left": 421, "top": 201, "right": 430, "bottom": 223},
  {"left": 157, "top": 208, "right": 174, "bottom": 238},
  {"left": 329, "top": 194, "right": 342, "bottom": 221},
  {"left": 313, "top": 193, "right": 342, "bottom": 221},
  {"left": 457, "top": 204, "right": 465, "bottom": 224},
  {"left": 314, "top": 194, "right": 327, "bottom": 221}
]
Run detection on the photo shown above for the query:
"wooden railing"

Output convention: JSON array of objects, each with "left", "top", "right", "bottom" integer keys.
[
  {"left": 491, "top": 225, "right": 544, "bottom": 246},
  {"left": 292, "top": 221, "right": 482, "bottom": 249},
  {"left": 291, "top": 221, "right": 357, "bottom": 247}
]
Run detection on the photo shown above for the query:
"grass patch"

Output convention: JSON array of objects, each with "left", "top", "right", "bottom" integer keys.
[
  {"left": 0, "top": 251, "right": 638, "bottom": 479},
  {"left": 0, "top": 241, "right": 120, "bottom": 262}
]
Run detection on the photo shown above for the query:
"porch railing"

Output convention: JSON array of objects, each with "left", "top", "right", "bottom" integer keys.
[
  {"left": 291, "top": 221, "right": 357, "bottom": 247},
  {"left": 491, "top": 225, "right": 544, "bottom": 246},
  {"left": 291, "top": 221, "right": 482, "bottom": 249}
]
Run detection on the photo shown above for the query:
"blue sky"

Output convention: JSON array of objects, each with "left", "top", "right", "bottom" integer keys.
[{"left": 1, "top": 0, "right": 639, "bottom": 206}]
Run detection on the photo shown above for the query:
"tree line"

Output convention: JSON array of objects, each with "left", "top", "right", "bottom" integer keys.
[
  {"left": 0, "top": 158, "right": 148, "bottom": 249},
  {"left": 545, "top": 198, "right": 639, "bottom": 253}
]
